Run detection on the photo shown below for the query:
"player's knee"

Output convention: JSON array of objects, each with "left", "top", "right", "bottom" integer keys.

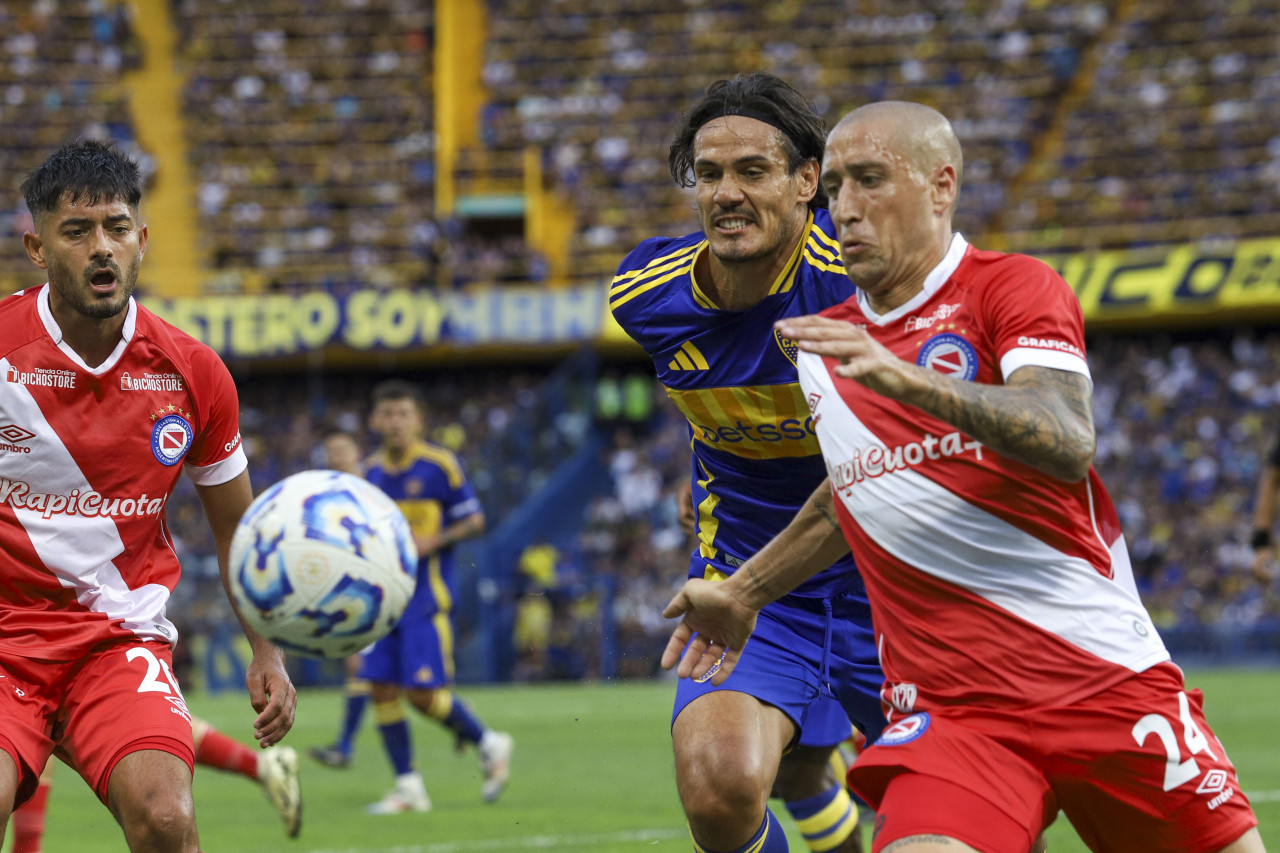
[
  {"left": 120, "top": 793, "right": 198, "bottom": 853},
  {"left": 678, "top": 750, "right": 771, "bottom": 830}
]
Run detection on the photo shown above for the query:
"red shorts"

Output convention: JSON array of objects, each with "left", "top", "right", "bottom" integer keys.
[
  {"left": 0, "top": 640, "right": 195, "bottom": 806},
  {"left": 852, "top": 663, "right": 1258, "bottom": 853}
]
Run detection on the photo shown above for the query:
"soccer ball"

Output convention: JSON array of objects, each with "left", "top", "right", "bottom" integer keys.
[{"left": 229, "top": 469, "right": 418, "bottom": 658}]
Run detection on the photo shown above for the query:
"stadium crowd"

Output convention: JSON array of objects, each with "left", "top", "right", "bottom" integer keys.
[
  {"left": 5, "top": 1, "right": 1278, "bottom": 298},
  {"left": 0, "top": 0, "right": 144, "bottom": 293}
]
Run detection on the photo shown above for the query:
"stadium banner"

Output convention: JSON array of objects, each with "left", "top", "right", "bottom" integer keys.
[
  {"left": 1040, "top": 235, "right": 1280, "bottom": 327},
  {"left": 142, "top": 284, "right": 607, "bottom": 358},
  {"left": 142, "top": 238, "right": 1280, "bottom": 359}
]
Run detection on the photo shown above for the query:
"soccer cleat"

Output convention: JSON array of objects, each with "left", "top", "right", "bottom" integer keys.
[
  {"left": 257, "top": 745, "right": 302, "bottom": 838},
  {"left": 366, "top": 772, "right": 431, "bottom": 814},
  {"left": 478, "top": 730, "right": 513, "bottom": 803},
  {"left": 307, "top": 744, "right": 351, "bottom": 768}
]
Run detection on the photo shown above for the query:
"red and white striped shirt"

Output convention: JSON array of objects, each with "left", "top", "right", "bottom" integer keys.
[
  {"left": 0, "top": 285, "right": 246, "bottom": 660},
  {"left": 798, "top": 235, "right": 1170, "bottom": 717}
]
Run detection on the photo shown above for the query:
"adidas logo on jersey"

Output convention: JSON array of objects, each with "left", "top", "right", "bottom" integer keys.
[
  {"left": 829, "top": 431, "right": 985, "bottom": 493},
  {"left": 667, "top": 341, "right": 708, "bottom": 371}
]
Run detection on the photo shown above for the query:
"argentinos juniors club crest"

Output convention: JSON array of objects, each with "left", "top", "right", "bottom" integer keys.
[
  {"left": 917, "top": 333, "right": 978, "bottom": 381},
  {"left": 150, "top": 407, "right": 194, "bottom": 466}
]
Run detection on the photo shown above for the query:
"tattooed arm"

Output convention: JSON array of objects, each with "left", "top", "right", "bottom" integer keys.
[
  {"left": 661, "top": 479, "right": 849, "bottom": 684},
  {"left": 777, "top": 315, "right": 1096, "bottom": 482},
  {"left": 891, "top": 364, "right": 1095, "bottom": 482},
  {"left": 734, "top": 478, "right": 851, "bottom": 609}
]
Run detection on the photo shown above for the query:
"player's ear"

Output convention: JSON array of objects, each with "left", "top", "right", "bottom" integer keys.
[
  {"left": 796, "top": 158, "right": 819, "bottom": 205},
  {"left": 137, "top": 222, "right": 148, "bottom": 257},
  {"left": 932, "top": 164, "right": 958, "bottom": 215},
  {"left": 23, "top": 231, "right": 47, "bottom": 270}
]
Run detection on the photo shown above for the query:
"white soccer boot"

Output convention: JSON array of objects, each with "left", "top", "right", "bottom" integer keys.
[
  {"left": 366, "top": 771, "right": 432, "bottom": 814},
  {"left": 257, "top": 745, "right": 302, "bottom": 838},
  {"left": 477, "top": 730, "right": 513, "bottom": 803}
]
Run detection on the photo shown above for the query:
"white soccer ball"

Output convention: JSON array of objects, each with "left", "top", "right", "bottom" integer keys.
[{"left": 229, "top": 469, "right": 418, "bottom": 658}]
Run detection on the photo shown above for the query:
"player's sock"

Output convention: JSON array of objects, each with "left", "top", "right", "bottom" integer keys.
[
  {"left": 375, "top": 699, "right": 415, "bottom": 775},
  {"left": 691, "top": 808, "right": 789, "bottom": 853},
  {"left": 426, "top": 689, "right": 484, "bottom": 747},
  {"left": 12, "top": 775, "right": 51, "bottom": 853},
  {"left": 786, "top": 782, "right": 859, "bottom": 852},
  {"left": 336, "top": 678, "right": 370, "bottom": 754},
  {"left": 194, "top": 725, "right": 260, "bottom": 779}
]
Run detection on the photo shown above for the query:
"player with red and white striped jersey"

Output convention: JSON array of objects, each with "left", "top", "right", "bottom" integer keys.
[
  {"left": 0, "top": 140, "right": 295, "bottom": 853},
  {"left": 662, "top": 102, "right": 1262, "bottom": 853}
]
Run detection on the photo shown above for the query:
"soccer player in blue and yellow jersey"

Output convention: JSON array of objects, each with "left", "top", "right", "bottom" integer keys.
[
  {"left": 610, "top": 73, "right": 884, "bottom": 853},
  {"left": 358, "top": 380, "right": 513, "bottom": 814}
]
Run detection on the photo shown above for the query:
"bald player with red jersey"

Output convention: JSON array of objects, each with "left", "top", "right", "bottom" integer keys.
[
  {"left": 661, "top": 103, "right": 1264, "bottom": 853},
  {"left": 0, "top": 140, "right": 295, "bottom": 853}
]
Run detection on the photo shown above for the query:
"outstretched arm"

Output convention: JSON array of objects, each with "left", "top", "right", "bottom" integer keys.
[
  {"left": 778, "top": 315, "right": 1097, "bottom": 482},
  {"left": 197, "top": 471, "right": 297, "bottom": 747},
  {"left": 662, "top": 479, "right": 849, "bottom": 684}
]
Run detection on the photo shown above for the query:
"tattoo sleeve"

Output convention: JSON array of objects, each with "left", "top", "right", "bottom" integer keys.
[
  {"left": 904, "top": 364, "right": 1096, "bottom": 481},
  {"left": 813, "top": 487, "right": 842, "bottom": 530}
]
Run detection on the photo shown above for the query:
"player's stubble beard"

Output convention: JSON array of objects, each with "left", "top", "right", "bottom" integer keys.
[{"left": 51, "top": 253, "right": 140, "bottom": 320}]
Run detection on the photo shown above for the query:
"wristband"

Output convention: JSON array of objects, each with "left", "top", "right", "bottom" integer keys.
[{"left": 1251, "top": 528, "right": 1274, "bottom": 549}]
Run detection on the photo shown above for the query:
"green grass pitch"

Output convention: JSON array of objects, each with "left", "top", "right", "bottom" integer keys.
[{"left": 19, "top": 669, "right": 1278, "bottom": 852}]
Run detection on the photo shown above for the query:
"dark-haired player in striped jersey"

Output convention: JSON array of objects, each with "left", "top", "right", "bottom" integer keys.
[{"left": 610, "top": 72, "right": 882, "bottom": 853}]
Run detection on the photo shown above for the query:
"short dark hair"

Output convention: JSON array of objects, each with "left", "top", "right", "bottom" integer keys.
[
  {"left": 21, "top": 139, "right": 142, "bottom": 225},
  {"left": 669, "top": 72, "right": 828, "bottom": 210},
  {"left": 371, "top": 379, "right": 423, "bottom": 409}
]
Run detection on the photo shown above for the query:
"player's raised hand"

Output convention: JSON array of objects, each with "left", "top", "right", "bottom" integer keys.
[
  {"left": 661, "top": 578, "right": 759, "bottom": 686},
  {"left": 246, "top": 646, "right": 297, "bottom": 747},
  {"left": 776, "top": 315, "right": 910, "bottom": 398}
]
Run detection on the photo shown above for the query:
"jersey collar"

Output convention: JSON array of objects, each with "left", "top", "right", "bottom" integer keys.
[
  {"left": 855, "top": 233, "right": 969, "bottom": 325},
  {"left": 37, "top": 283, "right": 138, "bottom": 375}
]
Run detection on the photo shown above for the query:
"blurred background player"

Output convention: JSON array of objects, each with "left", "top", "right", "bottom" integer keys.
[
  {"left": 610, "top": 73, "right": 883, "bottom": 853},
  {"left": 309, "top": 428, "right": 376, "bottom": 769},
  {"left": 0, "top": 140, "right": 295, "bottom": 853},
  {"left": 7, "top": 716, "right": 302, "bottom": 848},
  {"left": 358, "top": 380, "right": 513, "bottom": 813}
]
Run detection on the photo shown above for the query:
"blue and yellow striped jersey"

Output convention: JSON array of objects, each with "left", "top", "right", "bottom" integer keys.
[
  {"left": 610, "top": 209, "right": 863, "bottom": 599},
  {"left": 364, "top": 440, "right": 482, "bottom": 615}
]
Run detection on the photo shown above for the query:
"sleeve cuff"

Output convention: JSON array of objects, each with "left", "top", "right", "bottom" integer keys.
[{"left": 185, "top": 446, "right": 248, "bottom": 487}]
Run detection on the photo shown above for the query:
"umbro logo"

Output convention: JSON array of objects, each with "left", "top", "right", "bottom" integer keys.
[{"left": 0, "top": 424, "right": 35, "bottom": 455}]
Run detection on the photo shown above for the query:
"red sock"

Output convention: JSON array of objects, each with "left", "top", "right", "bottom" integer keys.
[
  {"left": 13, "top": 779, "right": 51, "bottom": 853},
  {"left": 194, "top": 728, "right": 259, "bottom": 779}
]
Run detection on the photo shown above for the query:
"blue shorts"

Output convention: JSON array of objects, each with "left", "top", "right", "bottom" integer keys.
[
  {"left": 358, "top": 607, "right": 455, "bottom": 689},
  {"left": 672, "top": 590, "right": 885, "bottom": 747}
]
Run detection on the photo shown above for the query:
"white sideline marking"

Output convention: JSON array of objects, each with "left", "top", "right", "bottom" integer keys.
[
  {"left": 1246, "top": 788, "right": 1280, "bottom": 802},
  {"left": 304, "top": 827, "right": 688, "bottom": 853},
  {"left": 301, "top": 794, "right": 1280, "bottom": 853}
]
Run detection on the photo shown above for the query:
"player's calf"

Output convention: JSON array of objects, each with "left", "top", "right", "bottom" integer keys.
[{"left": 773, "top": 744, "right": 862, "bottom": 853}]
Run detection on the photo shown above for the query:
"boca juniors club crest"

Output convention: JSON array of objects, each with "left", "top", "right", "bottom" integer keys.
[
  {"left": 917, "top": 333, "right": 978, "bottom": 381},
  {"left": 151, "top": 411, "right": 193, "bottom": 466},
  {"left": 774, "top": 328, "right": 799, "bottom": 366}
]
